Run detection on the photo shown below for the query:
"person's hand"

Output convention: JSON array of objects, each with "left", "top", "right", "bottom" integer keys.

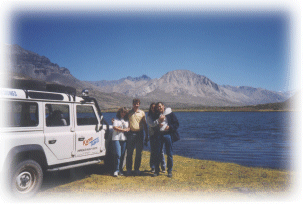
[
  {"left": 164, "top": 125, "right": 170, "bottom": 131},
  {"left": 124, "top": 127, "right": 130, "bottom": 132},
  {"left": 159, "top": 115, "right": 165, "bottom": 122}
]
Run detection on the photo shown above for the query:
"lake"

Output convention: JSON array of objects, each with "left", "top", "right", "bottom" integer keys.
[{"left": 103, "top": 111, "right": 294, "bottom": 170}]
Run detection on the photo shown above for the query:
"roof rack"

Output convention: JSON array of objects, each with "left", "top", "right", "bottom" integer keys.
[
  {"left": 46, "top": 84, "right": 76, "bottom": 96},
  {"left": 10, "top": 79, "right": 77, "bottom": 96},
  {"left": 11, "top": 79, "right": 46, "bottom": 91}
]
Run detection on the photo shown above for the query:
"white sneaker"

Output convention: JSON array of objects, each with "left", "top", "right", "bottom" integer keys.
[{"left": 113, "top": 171, "right": 119, "bottom": 177}]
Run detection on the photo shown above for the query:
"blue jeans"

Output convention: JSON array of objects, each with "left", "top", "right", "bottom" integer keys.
[
  {"left": 112, "top": 140, "right": 127, "bottom": 172},
  {"left": 150, "top": 135, "right": 166, "bottom": 170},
  {"left": 155, "top": 133, "right": 173, "bottom": 173},
  {"left": 126, "top": 131, "right": 144, "bottom": 171}
]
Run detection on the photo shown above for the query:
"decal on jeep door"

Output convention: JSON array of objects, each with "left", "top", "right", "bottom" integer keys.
[
  {"left": 83, "top": 137, "right": 99, "bottom": 146},
  {"left": 77, "top": 147, "right": 98, "bottom": 153},
  {"left": 77, "top": 137, "right": 100, "bottom": 153}
]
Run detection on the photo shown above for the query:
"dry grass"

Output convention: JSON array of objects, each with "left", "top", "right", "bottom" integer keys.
[{"left": 33, "top": 151, "right": 293, "bottom": 202}]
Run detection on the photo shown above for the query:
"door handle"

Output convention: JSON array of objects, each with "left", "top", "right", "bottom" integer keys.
[
  {"left": 48, "top": 140, "right": 57, "bottom": 144},
  {"left": 78, "top": 137, "right": 85, "bottom": 141}
]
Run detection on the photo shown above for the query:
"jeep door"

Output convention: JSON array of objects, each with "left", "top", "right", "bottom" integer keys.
[
  {"left": 44, "top": 103, "right": 75, "bottom": 160},
  {"left": 74, "top": 104, "right": 103, "bottom": 157}
]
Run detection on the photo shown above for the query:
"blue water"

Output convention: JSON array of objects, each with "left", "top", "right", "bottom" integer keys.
[{"left": 103, "top": 112, "right": 294, "bottom": 170}]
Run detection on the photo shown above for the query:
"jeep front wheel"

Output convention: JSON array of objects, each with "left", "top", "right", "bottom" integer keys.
[{"left": 11, "top": 160, "right": 43, "bottom": 198}]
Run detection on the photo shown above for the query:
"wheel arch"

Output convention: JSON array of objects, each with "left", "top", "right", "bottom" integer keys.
[{"left": 5, "top": 144, "right": 48, "bottom": 171}]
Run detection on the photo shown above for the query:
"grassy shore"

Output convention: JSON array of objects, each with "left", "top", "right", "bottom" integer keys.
[{"left": 34, "top": 150, "right": 293, "bottom": 202}]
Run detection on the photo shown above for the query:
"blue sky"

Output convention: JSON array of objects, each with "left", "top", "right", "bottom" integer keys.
[{"left": 10, "top": 10, "right": 290, "bottom": 92}]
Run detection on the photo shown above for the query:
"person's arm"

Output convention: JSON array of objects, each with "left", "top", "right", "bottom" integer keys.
[
  {"left": 113, "top": 126, "right": 130, "bottom": 132},
  {"left": 167, "top": 112, "right": 179, "bottom": 132},
  {"left": 146, "top": 115, "right": 160, "bottom": 127},
  {"left": 113, "top": 119, "right": 130, "bottom": 132},
  {"left": 142, "top": 114, "right": 149, "bottom": 141}
]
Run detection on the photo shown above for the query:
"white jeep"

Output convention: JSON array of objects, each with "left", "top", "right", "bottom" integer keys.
[{"left": 0, "top": 79, "right": 112, "bottom": 198}]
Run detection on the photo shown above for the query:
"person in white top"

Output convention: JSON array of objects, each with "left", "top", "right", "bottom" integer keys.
[{"left": 112, "top": 107, "right": 130, "bottom": 177}]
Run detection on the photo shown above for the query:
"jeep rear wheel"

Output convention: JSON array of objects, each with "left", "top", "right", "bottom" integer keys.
[{"left": 11, "top": 160, "right": 43, "bottom": 198}]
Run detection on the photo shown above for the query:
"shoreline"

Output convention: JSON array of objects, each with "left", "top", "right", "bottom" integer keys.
[
  {"left": 102, "top": 108, "right": 294, "bottom": 113},
  {"left": 102, "top": 110, "right": 294, "bottom": 113}
]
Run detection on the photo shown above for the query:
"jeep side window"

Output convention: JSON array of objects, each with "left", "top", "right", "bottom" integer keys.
[
  {"left": 45, "top": 104, "right": 70, "bottom": 127},
  {"left": 76, "top": 105, "right": 98, "bottom": 126},
  {"left": 2, "top": 101, "right": 38, "bottom": 127}
]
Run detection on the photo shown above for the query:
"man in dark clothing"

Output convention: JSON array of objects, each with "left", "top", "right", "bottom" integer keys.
[{"left": 153, "top": 102, "right": 179, "bottom": 178}]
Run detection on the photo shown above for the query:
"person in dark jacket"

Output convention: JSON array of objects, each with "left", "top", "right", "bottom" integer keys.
[
  {"left": 152, "top": 102, "right": 179, "bottom": 178},
  {"left": 146, "top": 103, "right": 166, "bottom": 173}
]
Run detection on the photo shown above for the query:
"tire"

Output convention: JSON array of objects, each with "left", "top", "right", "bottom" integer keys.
[{"left": 10, "top": 159, "right": 43, "bottom": 198}]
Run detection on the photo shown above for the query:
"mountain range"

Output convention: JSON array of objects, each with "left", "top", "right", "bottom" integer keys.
[
  {"left": 89, "top": 69, "right": 289, "bottom": 107},
  {"left": 3, "top": 44, "right": 292, "bottom": 109}
]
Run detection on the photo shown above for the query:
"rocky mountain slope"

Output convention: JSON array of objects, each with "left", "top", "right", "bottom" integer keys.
[
  {"left": 4, "top": 44, "right": 134, "bottom": 109},
  {"left": 6, "top": 44, "right": 84, "bottom": 88},
  {"left": 4, "top": 44, "right": 290, "bottom": 108},
  {"left": 90, "top": 70, "right": 289, "bottom": 106}
]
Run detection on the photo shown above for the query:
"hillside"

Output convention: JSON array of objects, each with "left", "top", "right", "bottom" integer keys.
[
  {"left": 4, "top": 44, "right": 292, "bottom": 109},
  {"left": 89, "top": 70, "right": 289, "bottom": 106},
  {"left": 4, "top": 45, "right": 135, "bottom": 109}
]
